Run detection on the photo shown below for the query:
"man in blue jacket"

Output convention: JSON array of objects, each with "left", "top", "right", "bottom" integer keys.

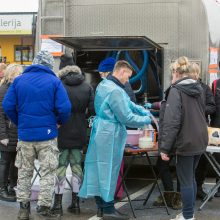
[{"left": 3, "top": 51, "right": 71, "bottom": 220}]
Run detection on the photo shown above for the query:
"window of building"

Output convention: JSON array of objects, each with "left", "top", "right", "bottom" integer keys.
[{"left": 14, "top": 45, "right": 33, "bottom": 62}]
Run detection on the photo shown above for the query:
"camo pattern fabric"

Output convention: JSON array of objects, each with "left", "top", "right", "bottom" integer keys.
[
  {"left": 16, "top": 138, "right": 59, "bottom": 206},
  {"left": 56, "top": 149, "right": 82, "bottom": 181}
]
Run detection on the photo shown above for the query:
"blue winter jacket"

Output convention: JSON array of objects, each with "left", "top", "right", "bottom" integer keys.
[{"left": 2, "top": 65, "right": 71, "bottom": 141}]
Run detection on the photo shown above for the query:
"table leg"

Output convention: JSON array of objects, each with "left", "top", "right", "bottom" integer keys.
[{"left": 145, "top": 153, "right": 170, "bottom": 215}]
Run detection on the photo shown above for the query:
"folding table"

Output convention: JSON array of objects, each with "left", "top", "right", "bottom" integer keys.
[
  {"left": 116, "top": 146, "right": 170, "bottom": 218},
  {"left": 199, "top": 146, "right": 220, "bottom": 210}
]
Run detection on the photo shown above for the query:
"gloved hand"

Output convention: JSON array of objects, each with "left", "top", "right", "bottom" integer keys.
[
  {"left": 144, "top": 103, "right": 152, "bottom": 109},
  {"left": 144, "top": 116, "right": 152, "bottom": 125},
  {"left": 141, "top": 108, "right": 150, "bottom": 116},
  {"left": 0, "top": 139, "right": 9, "bottom": 146}
]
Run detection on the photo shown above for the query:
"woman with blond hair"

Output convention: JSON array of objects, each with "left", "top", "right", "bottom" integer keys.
[
  {"left": 0, "top": 64, "right": 23, "bottom": 202},
  {"left": 159, "top": 57, "right": 208, "bottom": 220},
  {"left": 0, "top": 63, "right": 7, "bottom": 80}
]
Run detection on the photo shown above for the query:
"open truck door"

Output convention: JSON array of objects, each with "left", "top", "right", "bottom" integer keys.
[{"left": 51, "top": 36, "right": 164, "bottom": 104}]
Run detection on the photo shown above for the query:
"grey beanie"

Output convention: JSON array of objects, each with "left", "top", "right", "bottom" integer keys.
[{"left": 32, "top": 51, "right": 54, "bottom": 69}]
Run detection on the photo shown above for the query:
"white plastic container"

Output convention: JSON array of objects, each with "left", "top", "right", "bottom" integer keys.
[{"left": 139, "top": 136, "right": 154, "bottom": 149}]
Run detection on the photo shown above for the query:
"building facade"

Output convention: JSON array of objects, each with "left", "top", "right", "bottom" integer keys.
[{"left": 0, "top": 12, "right": 36, "bottom": 65}]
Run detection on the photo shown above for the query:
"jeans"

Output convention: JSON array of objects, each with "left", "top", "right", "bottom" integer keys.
[{"left": 176, "top": 155, "right": 201, "bottom": 219}]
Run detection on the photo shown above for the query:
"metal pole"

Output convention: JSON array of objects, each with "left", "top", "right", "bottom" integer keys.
[
  {"left": 63, "top": 0, "right": 66, "bottom": 53},
  {"left": 39, "top": 0, "right": 42, "bottom": 51}
]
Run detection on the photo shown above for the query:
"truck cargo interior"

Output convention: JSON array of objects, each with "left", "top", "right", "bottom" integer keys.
[{"left": 51, "top": 36, "right": 164, "bottom": 104}]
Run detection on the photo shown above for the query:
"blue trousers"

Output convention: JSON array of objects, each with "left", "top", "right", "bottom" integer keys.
[{"left": 176, "top": 155, "right": 201, "bottom": 219}]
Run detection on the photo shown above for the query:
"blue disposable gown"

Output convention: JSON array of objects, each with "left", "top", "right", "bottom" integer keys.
[{"left": 79, "top": 79, "right": 151, "bottom": 202}]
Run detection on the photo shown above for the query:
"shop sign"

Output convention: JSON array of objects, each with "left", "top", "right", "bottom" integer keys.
[{"left": 0, "top": 14, "right": 33, "bottom": 35}]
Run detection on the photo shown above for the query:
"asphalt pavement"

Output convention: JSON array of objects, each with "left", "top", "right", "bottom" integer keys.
[{"left": 0, "top": 178, "right": 219, "bottom": 220}]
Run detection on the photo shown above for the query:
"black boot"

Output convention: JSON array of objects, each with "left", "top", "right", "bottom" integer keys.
[
  {"left": 103, "top": 210, "right": 129, "bottom": 220},
  {"left": 17, "top": 202, "right": 30, "bottom": 220},
  {"left": 97, "top": 208, "right": 103, "bottom": 217},
  {"left": 197, "top": 187, "right": 207, "bottom": 200},
  {"left": 36, "top": 205, "right": 60, "bottom": 219},
  {"left": 51, "top": 194, "right": 63, "bottom": 215},
  {"left": 0, "top": 163, "right": 16, "bottom": 202},
  {"left": 8, "top": 186, "right": 16, "bottom": 197},
  {"left": 0, "top": 186, "right": 16, "bottom": 202},
  {"left": 67, "top": 192, "right": 80, "bottom": 214}
]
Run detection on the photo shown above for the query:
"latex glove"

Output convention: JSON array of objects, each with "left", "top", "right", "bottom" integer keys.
[
  {"left": 0, "top": 139, "right": 9, "bottom": 146},
  {"left": 137, "top": 106, "right": 150, "bottom": 116},
  {"left": 144, "top": 103, "right": 152, "bottom": 109},
  {"left": 145, "top": 116, "right": 152, "bottom": 125},
  {"left": 160, "top": 152, "right": 170, "bottom": 161}
]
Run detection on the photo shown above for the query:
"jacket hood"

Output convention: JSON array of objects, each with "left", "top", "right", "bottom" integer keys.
[
  {"left": 173, "top": 77, "right": 202, "bottom": 97},
  {"left": 58, "top": 66, "right": 84, "bottom": 86},
  {"left": 23, "top": 64, "right": 57, "bottom": 77}
]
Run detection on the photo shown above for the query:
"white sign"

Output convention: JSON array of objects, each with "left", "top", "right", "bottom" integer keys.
[
  {"left": 0, "top": 14, "right": 33, "bottom": 35},
  {"left": 209, "top": 73, "right": 218, "bottom": 86},
  {"left": 40, "top": 35, "right": 63, "bottom": 56}
]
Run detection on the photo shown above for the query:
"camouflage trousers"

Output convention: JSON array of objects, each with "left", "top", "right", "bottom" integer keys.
[
  {"left": 55, "top": 149, "right": 82, "bottom": 194},
  {"left": 15, "top": 138, "right": 59, "bottom": 207}
]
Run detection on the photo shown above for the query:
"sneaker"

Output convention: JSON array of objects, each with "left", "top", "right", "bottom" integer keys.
[{"left": 170, "top": 213, "right": 195, "bottom": 220}]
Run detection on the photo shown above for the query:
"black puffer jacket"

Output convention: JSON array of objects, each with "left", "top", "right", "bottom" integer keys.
[
  {"left": 57, "top": 66, "right": 95, "bottom": 149},
  {"left": 0, "top": 83, "right": 18, "bottom": 152},
  {"left": 159, "top": 78, "right": 208, "bottom": 156}
]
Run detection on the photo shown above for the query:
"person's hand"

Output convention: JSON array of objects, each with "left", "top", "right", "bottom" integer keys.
[
  {"left": 145, "top": 116, "right": 152, "bottom": 125},
  {"left": 141, "top": 108, "right": 150, "bottom": 116},
  {"left": 144, "top": 103, "right": 152, "bottom": 109},
  {"left": 160, "top": 152, "right": 170, "bottom": 161},
  {"left": 57, "top": 124, "right": 61, "bottom": 128},
  {"left": 0, "top": 139, "right": 9, "bottom": 146}
]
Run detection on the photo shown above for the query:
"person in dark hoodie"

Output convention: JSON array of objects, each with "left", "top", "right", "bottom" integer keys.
[
  {"left": 159, "top": 57, "right": 208, "bottom": 220},
  {"left": 51, "top": 61, "right": 94, "bottom": 216}
]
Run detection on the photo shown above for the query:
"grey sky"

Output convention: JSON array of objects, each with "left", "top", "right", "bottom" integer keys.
[{"left": 0, "top": 0, "right": 38, "bottom": 12}]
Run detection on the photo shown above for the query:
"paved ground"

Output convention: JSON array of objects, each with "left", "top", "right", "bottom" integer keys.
[{"left": 0, "top": 178, "right": 220, "bottom": 220}]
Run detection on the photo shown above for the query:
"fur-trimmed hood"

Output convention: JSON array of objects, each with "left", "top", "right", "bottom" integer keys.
[{"left": 57, "top": 65, "right": 85, "bottom": 86}]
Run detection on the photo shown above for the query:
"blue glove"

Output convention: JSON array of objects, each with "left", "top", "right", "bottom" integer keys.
[
  {"left": 144, "top": 116, "right": 152, "bottom": 125},
  {"left": 140, "top": 108, "right": 150, "bottom": 116},
  {"left": 144, "top": 103, "right": 152, "bottom": 109}
]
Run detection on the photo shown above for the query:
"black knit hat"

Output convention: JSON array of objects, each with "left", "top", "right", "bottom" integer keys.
[{"left": 59, "top": 54, "right": 75, "bottom": 70}]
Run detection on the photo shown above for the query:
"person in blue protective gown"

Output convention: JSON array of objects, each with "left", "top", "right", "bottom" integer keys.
[{"left": 79, "top": 60, "right": 152, "bottom": 220}]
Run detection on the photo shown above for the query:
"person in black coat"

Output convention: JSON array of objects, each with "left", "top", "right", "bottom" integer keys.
[
  {"left": 0, "top": 64, "right": 23, "bottom": 202},
  {"left": 159, "top": 57, "right": 208, "bottom": 220},
  {"left": 188, "top": 63, "right": 216, "bottom": 200},
  {"left": 51, "top": 62, "right": 94, "bottom": 215}
]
